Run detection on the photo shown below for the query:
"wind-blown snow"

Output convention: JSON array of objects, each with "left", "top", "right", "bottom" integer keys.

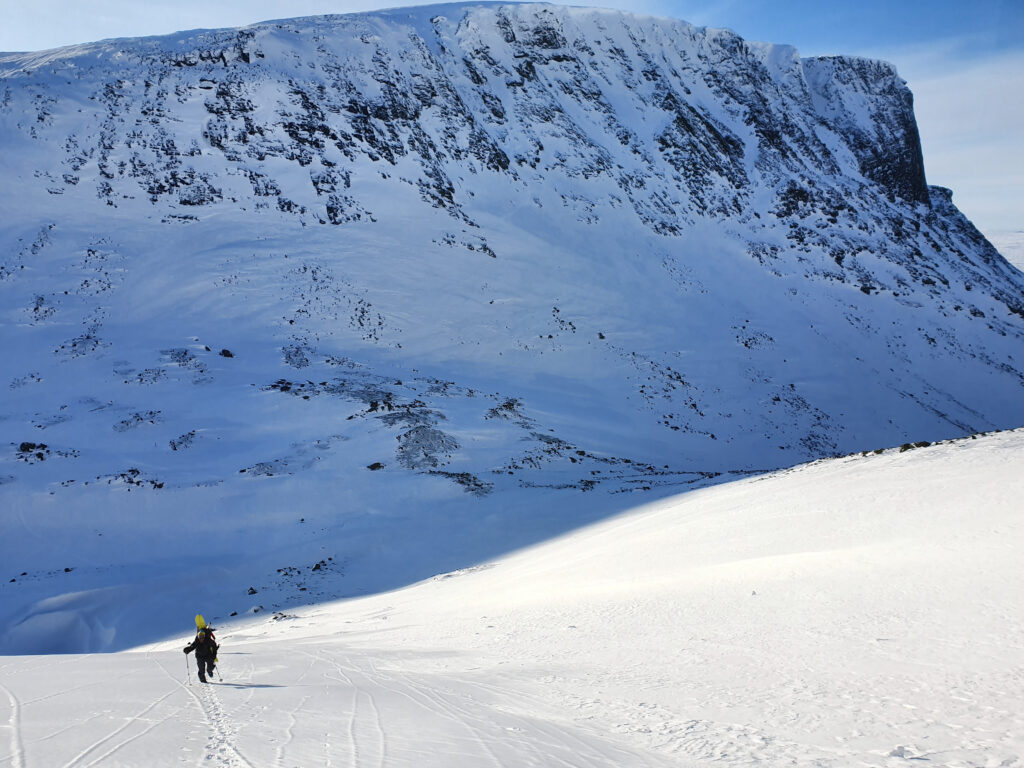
[{"left": 1, "top": 430, "right": 1022, "bottom": 767}]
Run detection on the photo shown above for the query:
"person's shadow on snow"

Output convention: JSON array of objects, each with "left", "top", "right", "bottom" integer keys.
[{"left": 209, "top": 682, "right": 284, "bottom": 689}]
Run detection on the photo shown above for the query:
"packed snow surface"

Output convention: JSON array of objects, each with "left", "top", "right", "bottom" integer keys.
[{"left": 1, "top": 430, "right": 1021, "bottom": 767}]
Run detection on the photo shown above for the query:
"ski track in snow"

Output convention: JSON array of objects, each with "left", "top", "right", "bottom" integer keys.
[
  {"left": 0, "top": 682, "right": 26, "bottom": 768},
  {"left": 302, "top": 645, "right": 676, "bottom": 768},
  {"left": 275, "top": 691, "right": 310, "bottom": 768},
  {"left": 60, "top": 683, "right": 181, "bottom": 768},
  {"left": 72, "top": 705, "right": 185, "bottom": 768},
  {"left": 322, "top": 655, "right": 388, "bottom": 768}
]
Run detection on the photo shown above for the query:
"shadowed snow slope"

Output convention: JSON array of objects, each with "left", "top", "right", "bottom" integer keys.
[
  {"left": 1, "top": 430, "right": 1021, "bottom": 767},
  {"left": 1, "top": 3, "right": 1023, "bottom": 653}
]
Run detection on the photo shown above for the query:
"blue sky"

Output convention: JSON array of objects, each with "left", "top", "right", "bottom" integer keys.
[{"left": 3, "top": 1, "right": 1021, "bottom": 238}]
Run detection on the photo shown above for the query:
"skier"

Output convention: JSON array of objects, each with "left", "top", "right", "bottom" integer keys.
[{"left": 183, "top": 625, "right": 219, "bottom": 683}]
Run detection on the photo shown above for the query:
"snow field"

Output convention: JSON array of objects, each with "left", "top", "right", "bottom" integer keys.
[{"left": 2, "top": 429, "right": 1021, "bottom": 767}]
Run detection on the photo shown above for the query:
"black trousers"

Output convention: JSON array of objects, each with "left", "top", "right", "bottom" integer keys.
[{"left": 195, "top": 656, "right": 216, "bottom": 680}]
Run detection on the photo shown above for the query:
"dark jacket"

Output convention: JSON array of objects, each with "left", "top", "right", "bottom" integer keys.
[{"left": 184, "top": 630, "right": 218, "bottom": 660}]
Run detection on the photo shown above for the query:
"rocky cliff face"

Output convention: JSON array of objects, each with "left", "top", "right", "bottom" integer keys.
[
  {"left": 1, "top": 3, "right": 1022, "bottom": 505},
  {"left": 804, "top": 56, "right": 930, "bottom": 205}
]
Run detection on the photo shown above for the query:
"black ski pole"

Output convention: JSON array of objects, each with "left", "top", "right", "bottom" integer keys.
[{"left": 185, "top": 652, "right": 191, "bottom": 685}]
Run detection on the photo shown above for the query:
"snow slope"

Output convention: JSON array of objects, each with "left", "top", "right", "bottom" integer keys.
[
  {"left": 2, "top": 3, "right": 1022, "bottom": 485},
  {"left": 1, "top": 2, "right": 1023, "bottom": 657},
  {"left": 1, "top": 429, "right": 1022, "bottom": 767}
]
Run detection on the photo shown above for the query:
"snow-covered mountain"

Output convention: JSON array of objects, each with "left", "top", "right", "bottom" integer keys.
[{"left": 1, "top": 3, "right": 1022, "bottom": 653}]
